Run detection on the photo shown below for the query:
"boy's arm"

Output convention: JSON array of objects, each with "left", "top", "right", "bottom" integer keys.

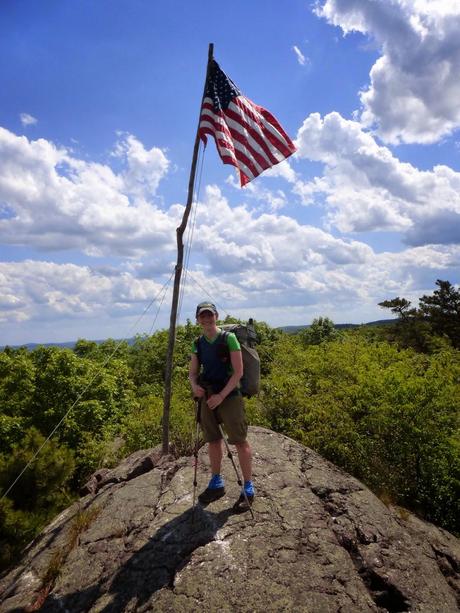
[
  {"left": 189, "top": 353, "right": 205, "bottom": 398},
  {"left": 207, "top": 349, "right": 243, "bottom": 410}
]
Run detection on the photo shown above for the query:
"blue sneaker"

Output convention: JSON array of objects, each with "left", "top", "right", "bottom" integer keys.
[
  {"left": 198, "top": 474, "right": 225, "bottom": 505},
  {"left": 233, "top": 481, "right": 255, "bottom": 513},
  {"left": 209, "top": 474, "right": 225, "bottom": 489},
  {"left": 244, "top": 480, "right": 255, "bottom": 496}
]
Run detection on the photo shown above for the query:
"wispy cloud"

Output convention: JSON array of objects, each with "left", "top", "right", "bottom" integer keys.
[
  {"left": 19, "top": 113, "right": 37, "bottom": 127},
  {"left": 292, "top": 45, "right": 308, "bottom": 66}
]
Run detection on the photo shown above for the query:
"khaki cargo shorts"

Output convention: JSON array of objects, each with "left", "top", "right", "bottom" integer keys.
[{"left": 199, "top": 393, "right": 248, "bottom": 444}]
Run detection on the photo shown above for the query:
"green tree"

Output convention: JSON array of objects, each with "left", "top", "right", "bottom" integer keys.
[
  {"left": 0, "top": 497, "right": 39, "bottom": 571},
  {"left": 0, "top": 427, "right": 75, "bottom": 511},
  {"left": 378, "top": 297, "right": 414, "bottom": 320},
  {"left": 379, "top": 280, "right": 460, "bottom": 352},
  {"left": 0, "top": 428, "right": 75, "bottom": 571},
  {"left": 30, "top": 347, "right": 137, "bottom": 449},
  {"left": 0, "top": 350, "right": 36, "bottom": 450},
  {"left": 300, "top": 316, "right": 340, "bottom": 346},
  {"left": 250, "top": 320, "right": 283, "bottom": 376},
  {"left": 379, "top": 297, "right": 434, "bottom": 352},
  {"left": 419, "top": 280, "right": 460, "bottom": 348},
  {"left": 128, "top": 332, "right": 169, "bottom": 391},
  {"left": 0, "top": 350, "right": 35, "bottom": 418},
  {"left": 74, "top": 339, "right": 99, "bottom": 358}
]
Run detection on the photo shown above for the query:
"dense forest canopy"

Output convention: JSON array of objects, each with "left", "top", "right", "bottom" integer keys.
[{"left": 0, "top": 281, "right": 459, "bottom": 572}]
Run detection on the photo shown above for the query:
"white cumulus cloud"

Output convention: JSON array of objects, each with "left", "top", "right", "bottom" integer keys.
[
  {"left": 316, "top": 0, "right": 460, "bottom": 144},
  {"left": 113, "top": 132, "right": 170, "bottom": 198},
  {"left": 0, "top": 260, "right": 167, "bottom": 325},
  {"left": 187, "top": 189, "right": 460, "bottom": 322},
  {"left": 0, "top": 127, "right": 179, "bottom": 257},
  {"left": 195, "top": 184, "right": 374, "bottom": 275},
  {"left": 1, "top": 201, "right": 458, "bottom": 340},
  {"left": 226, "top": 174, "right": 288, "bottom": 211},
  {"left": 295, "top": 112, "right": 460, "bottom": 245}
]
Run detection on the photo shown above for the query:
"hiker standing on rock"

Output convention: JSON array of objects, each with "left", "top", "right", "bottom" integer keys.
[{"left": 189, "top": 301, "right": 254, "bottom": 511}]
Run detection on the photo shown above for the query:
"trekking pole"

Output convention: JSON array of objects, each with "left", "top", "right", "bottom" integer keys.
[
  {"left": 213, "top": 412, "right": 255, "bottom": 520},
  {"left": 192, "top": 398, "right": 201, "bottom": 519}
]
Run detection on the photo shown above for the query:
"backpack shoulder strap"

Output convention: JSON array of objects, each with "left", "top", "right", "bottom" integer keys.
[
  {"left": 220, "top": 330, "right": 229, "bottom": 342},
  {"left": 216, "top": 330, "right": 231, "bottom": 362},
  {"left": 194, "top": 335, "right": 202, "bottom": 364},
  {"left": 220, "top": 330, "right": 232, "bottom": 351}
]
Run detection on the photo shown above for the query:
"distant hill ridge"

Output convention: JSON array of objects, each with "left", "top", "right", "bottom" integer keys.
[
  {"left": 2, "top": 338, "right": 137, "bottom": 351},
  {"left": 277, "top": 318, "right": 395, "bottom": 334},
  {"left": 3, "top": 319, "right": 397, "bottom": 350}
]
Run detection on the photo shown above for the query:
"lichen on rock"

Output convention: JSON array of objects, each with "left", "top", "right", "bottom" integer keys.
[{"left": 1, "top": 427, "right": 459, "bottom": 612}]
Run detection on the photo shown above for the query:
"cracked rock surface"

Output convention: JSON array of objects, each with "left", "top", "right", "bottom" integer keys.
[{"left": 1, "top": 427, "right": 459, "bottom": 612}]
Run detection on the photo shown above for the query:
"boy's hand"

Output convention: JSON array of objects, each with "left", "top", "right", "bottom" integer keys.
[
  {"left": 192, "top": 383, "right": 205, "bottom": 398},
  {"left": 207, "top": 393, "right": 223, "bottom": 410}
]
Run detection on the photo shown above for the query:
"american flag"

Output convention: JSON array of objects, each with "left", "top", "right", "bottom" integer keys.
[{"left": 198, "top": 60, "right": 296, "bottom": 187}]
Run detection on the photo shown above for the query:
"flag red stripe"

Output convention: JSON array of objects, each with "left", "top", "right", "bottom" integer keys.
[
  {"left": 201, "top": 96, "right": 285, "bottom": 168},
  {"left": 223, "top": 104, "right": 279, "bottom": 166},
  {"left": 224, "top": 106, "right": 281, "bottom": 167},
  {"left": 214, "top": 131, "right": 259, "bottom": 181},
  {"left": 200, "top": 115, "right": 241, "bottom": 164},
  {"left": 242, "top": 97, "right": 296, "bottom": 153},
  {"left": 200, "top": 113, "right": 276, "bottom": 184},
  {"left": 257, "top": 105, "right": 297, "bottom": 153},
  {"left": 228, "top": 100, "right": 290, "bottom": 167},
  {"left": 198, "top": 81, "right": 296, "bottom": 187},
  {"left": 199, "top": 114, "right": 257, "bottom": 182},
  {"left": 211, "top": 113, "right": 268, "bottom": 174},
  {"left": 233, "top": 97, "right": 295, "bottom": 159}
]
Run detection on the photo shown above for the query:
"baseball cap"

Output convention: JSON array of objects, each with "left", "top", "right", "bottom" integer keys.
[{"left": 195, "top": 302, "right": 218, "bottom": 318}]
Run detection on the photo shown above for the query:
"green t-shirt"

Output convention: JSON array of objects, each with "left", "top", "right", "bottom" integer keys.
[
  {"left": 192, "top": 330, "right": 241, "bottom": 391},
  {"left": 191, "top": 329, "right": 240, "bottom": 354}
]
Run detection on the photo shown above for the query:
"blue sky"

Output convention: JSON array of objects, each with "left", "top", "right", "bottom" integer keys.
[{"left": 1, "top": 0, "right": 459, "bottom": 344}]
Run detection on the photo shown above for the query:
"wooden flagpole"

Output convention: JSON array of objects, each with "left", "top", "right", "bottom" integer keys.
[{"left": 161, "top": 43, "right": 214, "bottom": 454}]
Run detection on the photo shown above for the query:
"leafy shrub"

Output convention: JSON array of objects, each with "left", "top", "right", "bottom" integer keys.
[
  {"left": 260, "top": 332, "right": 460, "bottom": 534},
  {"left": 0, "top": 428, "right": 75, "bottom": 571}
]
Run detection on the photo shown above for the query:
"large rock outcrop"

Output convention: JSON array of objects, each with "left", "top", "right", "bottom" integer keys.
[{"left": 1, "top": 427, "right": 459, "bottom": 612}]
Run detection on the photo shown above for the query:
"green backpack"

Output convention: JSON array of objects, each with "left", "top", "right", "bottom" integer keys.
[{"left": 196, "top": 319, "right": 260, "bottom": 398}]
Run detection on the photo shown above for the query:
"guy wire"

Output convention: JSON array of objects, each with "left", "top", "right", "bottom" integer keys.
[
  {"left": 1, "top": 270, "right": 175, "bottom": 502},
  {"left": 186, "top": 269, "right": 231, "bottom": 320},
  {"left": 148, "top": 275, "right": 171, "bottom": 336},
  {"left": 178, "top": 142, "right": 205, "bottom": 321}
]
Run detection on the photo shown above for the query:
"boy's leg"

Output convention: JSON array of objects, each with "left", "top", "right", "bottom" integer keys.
[
  {"left": 219, "top": 396, "right": 255, "bottom": 511},
  {"left": 198, "top": 399, "right": 225, "bottom": 505},
  {"left": 208, "top": 439, "right": 223, "bottom": 474},
  {"left": 235, "top": 441, "right": 252, "bottom": 482},
  {"left": 220, "top": 396, "right": 253, "bottom": 482}
]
